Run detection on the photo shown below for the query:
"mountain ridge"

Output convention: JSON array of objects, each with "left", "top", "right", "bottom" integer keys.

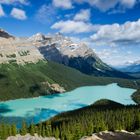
[
  {"left": 0, "top": 29, "right": 132, "bottom": 78},
  {"left": 118, "top": 60, "right": 140, "bottom": 73}
]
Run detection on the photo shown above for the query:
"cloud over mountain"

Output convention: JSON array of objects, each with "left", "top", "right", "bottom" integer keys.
[
  {"left": 91, "top": 19, "right": 140, "bottom": 46},
  {"left": 10, "top": 8, "right": 27, "bottom": 20},
  {"left": 75, "top": 0, "right": 138, "bottom": 12},
  {"left": 52, "top": 0, "right": 73, "bottom": 9},
  {"left": 51, "top": 20, "right": 94, "bottom": 33},
  {"left": 0, "top": 0, "right": 29, "bottom": 5},
  {"left": 74, "top": 9, "right": 91, "bottom": 21},
  {"left": 35, "top": 4, "right": 56, "bottom": 24}
]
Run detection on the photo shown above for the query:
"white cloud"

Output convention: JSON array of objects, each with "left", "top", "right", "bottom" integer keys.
[
  {"left": 120, "top": 0, "right": 137, "bottom": 8},
  {"left": 91, "top": 19, "right": 140, "bottom": 46},
  {"left": 51, "top": 20, "right": 100, "bottom": 34},
  {"left": 52, "top": 0, "right": 73, "bottom": 9},
  {"left": 0, "top": 0, "right": 29, "bottom": 5},
  {"left": 88, "top": 18, "right": 140, "bottom": 65},
  {"left": 67, "top": 18, "right": 140, "bottom": 66},
  {"left": 75, "top": 0, "right": 138, "bottom": 12},
  {"left": 36, "top": 4, "right": 56, "bottom": 24},
  {"left": 0, "top": 4, "right": 5, "bottom": 17},
  {"left": 74, "top": 9, "right": 91, "bottom": 21},
  {"left": 10, "top": 8, "right": 27, "bottom": 20},
  {"left": 96, "top": 49, "right": 112, "bottom": 59},
  {"left": 87, "top": 0, "right": 118, "bottom": 12}
]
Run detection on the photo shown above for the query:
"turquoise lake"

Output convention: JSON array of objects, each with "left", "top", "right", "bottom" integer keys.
[{"left": 0, "top": 83, "right": 136, "bottom": 126}]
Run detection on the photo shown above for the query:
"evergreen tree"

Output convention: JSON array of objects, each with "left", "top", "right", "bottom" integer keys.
[
  {"left": 29, "top": 123, "right": 35, "bottom": 136},
  {"left": 54, "top": 127, "right": 60, "bottom": 139},
  {"left": 11, "top": 124, "right": 17, "bottom": 136},
  {"left": 20, "top": 121, "right": 27, "bottom": 135},
  {"left": 41, "top": 126, "right": 46, "bottom": 137},
  {"left": 38, "top": 123, "right": 42, "bottom": 136}
]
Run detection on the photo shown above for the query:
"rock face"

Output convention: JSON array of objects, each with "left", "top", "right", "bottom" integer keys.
[
  {"left": 29, "top": 33, "right": 46, "bottom": 42},
  {"left": 0, "top": 30, "right": 44, "bottom": 64},
  {"left": 80, "top": 131, "right": 140, "bottom": 140},
  {"left": 7, "top": 131, "right": 140, "bottom": 140},
  {"left": 50, "top": 83, "right": 66, "bottom": 93},
  {"left": 7, "top": 134, "right": 57, "bottom": 140},
  {"left": 41, "top": 81, "right": 66, "bottom": 93},
  {"left": 0, "top": 29, "right": 131, "bottom": 78},
  {"left": 37, "top": 33, "right": 131, "bottom": 78},
  {"left": 0, "top": 29, "right": 14, "bottom": 38}
]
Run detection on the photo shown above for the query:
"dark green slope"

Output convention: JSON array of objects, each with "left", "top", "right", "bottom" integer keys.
[
  {"left": 132, "top": 89, "right": 140, "bottom": 104},
  {"left": 39, "top": 45, "right": 133, "bottom": 79},
  {"left": 0, "top": 100, "right": 140, "bottom": 139},
  {"left": 66, "top": 56, "right": 133, "bottom": 79},
  {"left": 0, "top": 60, "right": 139, "bottom": 101},
  {"left": 33, "top": 100, "right": 140, "bottom": 140},
  {"left": 93, "top": 99, "right": 123, "bottom": 107}
]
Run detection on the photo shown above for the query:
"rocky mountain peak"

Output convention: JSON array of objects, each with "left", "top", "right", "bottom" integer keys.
[
  {"left": 0, "top": 28, "right": 14, "bottom": 39},
  {"left": 29, "top": 33, "right": 46, "bottom": 42},
  {"left": 52, "top": 32, "right": 68, "bottom": 41},
  {"left": 0, "top": 29, "right": 132, "bottom": 78}
]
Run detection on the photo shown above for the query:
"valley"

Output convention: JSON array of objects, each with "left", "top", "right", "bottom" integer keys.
[
  {"left": 0, "top": 29, "right": 132, "bottom": 78},
  {"left": 0, "top": 29, "right": 139, "bottom": 102},
  {"left": 1, "top": 99, "right": 140, "bottom": 140},
  {"left": 0, "top": 0, "right": 140, "bottom": 139},
  {"left": 0, "top": 60, "right": 139, "bottom": 101},
  {"left": 0, "top": 29, "right": 140, "bottom": 140},
  {"left": 0, "top": 83, "right": 136, "bottom": 127}
]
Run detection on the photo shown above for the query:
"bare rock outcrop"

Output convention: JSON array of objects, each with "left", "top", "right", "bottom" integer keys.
[
  {"left": 50, "top": 83, "right": 66, "bottom": 93},
  {"left": 0, "top": 30, "right": 44, "bottom": 64},
  {"left": 80, "top": 130, "right": 140, "bottom": 140},
  {"left": 0, "top": 29, "right": 14, "bottom": 39},
  {"left": 41, "top": 81, "right": 66, "bottom": 93},
  {"left": 7, "top": 134, "right": 57, "bottom": 140}
]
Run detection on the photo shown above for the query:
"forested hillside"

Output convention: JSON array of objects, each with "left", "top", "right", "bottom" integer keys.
[
  {"left": 0, "top": 60, "right": 139, "bottom": 101},
  {"left": 0, "top": 100, "right": 140, "bottom": 139}
]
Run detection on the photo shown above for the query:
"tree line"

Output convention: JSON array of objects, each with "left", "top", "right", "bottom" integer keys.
[{"left": 0, "top": 101, "right": 140, "bottom": 140}]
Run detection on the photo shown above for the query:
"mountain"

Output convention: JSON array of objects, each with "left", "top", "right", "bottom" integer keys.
[
  {"left": 0, "top": 29, "right": 138, "bottom": 101},
  {"left": 0, "top": 29, "right": 14, "bottom": 39},
  {"left": 0, "top": 29, "right": 131, "bottom": 78},
  {"left": 1, "top": 60, "right": 138, "bottom": 101},
  {"left": 119, "top": 60, "right": 140, "bottom": 73},
  {"left": 34, "top": 33, "right": 132, "bottom": 78},
  {"left": 0, "top": 29, "right": 44, "bottom": 64}
]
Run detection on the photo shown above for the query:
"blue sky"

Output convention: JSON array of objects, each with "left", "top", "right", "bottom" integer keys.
[{"left": 0, "top": 0, "right": 140, "bottom": 66}]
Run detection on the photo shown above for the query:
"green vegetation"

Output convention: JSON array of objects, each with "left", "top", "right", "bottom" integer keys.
[
  {"left": 135, "top": 128, "right": 140, "bottom": 135},
  {"left": 18, "top": 50, "right": 30, "bottom": 56},
  {"left": 132, "top": 89, "right": 140, "bottom": 104},
  {"left": 93, "top": 99, "right": 123, "bottom": 107},
  {"left": 0, "top": 124, "right": 17, "bottom": 139},
  {"left": 36, "top": 100, "right": 140, "bottom": 140},
  {"left": 6, "top": 54, "right": 16, "bottom": 58},
  {"left": 0, "top": 100, "right": 140, "bottom": 139},
  {"left": 128, "top": 72, "right": 140, "bottom": 78},
  {"left": 0, "top": 60, "right": 139, "bottom": 101},
  {"left": 8, "top": 59, "right": 17, "bottom": 64}
]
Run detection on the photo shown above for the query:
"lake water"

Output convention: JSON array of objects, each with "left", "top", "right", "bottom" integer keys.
[{"left": 0, "top": 83, "right": 136, "bottom": 126}]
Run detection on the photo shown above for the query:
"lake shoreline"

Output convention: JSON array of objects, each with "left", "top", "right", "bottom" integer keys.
[
  {"left": 0, "top": 83, "right": 136, "bottom": 127},
  {"left": 0, "top": 83, "right": 137, "bottom": 103}
]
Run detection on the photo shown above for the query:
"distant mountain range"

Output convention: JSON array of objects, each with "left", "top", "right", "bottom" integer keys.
[
  {"left": 118, "top": 60, "right": 140, "bottom": 73},
  {"left": 0, "top": 28, "right": 132, "bottom": 79}
]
